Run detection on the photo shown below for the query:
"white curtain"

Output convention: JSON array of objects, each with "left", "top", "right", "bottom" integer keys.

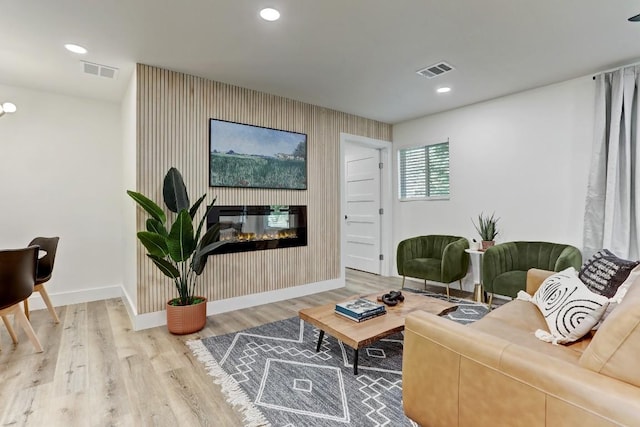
[{"left": 584, "top": 66, "right": 640, "bottom": 260}]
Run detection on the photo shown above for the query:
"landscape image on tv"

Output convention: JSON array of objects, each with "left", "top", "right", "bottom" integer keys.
[{"left": 209, "top": 119, "right": 307, "bottom": 190}]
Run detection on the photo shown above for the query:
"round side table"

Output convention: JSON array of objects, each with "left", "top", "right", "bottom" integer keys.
[{"left": 465, "top": 249, "right": 485, "bottom": 303}]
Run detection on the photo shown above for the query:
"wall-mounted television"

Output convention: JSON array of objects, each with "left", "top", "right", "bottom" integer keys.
[{"left": 209, "top": 119, "right": 307, "bottom": 189}]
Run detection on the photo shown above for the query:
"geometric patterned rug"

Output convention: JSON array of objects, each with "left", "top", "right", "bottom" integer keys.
[
  {"left": 188, "top": 294, "right": 489, "bottom": 427},
  {"left": 403, "top": 288, "right": 491, "bottom": 324}
]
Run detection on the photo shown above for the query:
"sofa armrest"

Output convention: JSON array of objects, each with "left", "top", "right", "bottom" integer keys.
[
  {"left": 554, "top": 245, "right": 583, "bottom": 272},
  {"left": 526, "top": 268, "right": 554, "bottom": 294},
  {"left": 403, "top": 310, "right": 640, "bottom": 427},
  {"left": 441, "top": 238, "right": 470, "bottom": 283},
  {"left": 403, "top": 311, "right": 509, "bottom": 427}
]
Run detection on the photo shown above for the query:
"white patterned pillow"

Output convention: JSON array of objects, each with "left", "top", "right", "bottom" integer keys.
[{"left": 517, "top": 267, "right": 609, "bottom": 345}]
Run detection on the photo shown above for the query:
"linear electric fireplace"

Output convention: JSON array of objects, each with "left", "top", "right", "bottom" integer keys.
[{"left": 207, "top": 205, "right": 307, "bottom": 255}]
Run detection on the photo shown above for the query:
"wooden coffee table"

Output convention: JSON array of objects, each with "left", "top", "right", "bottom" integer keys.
[{"left": 299, "top": 292, "right": 456, "bottom": 374}]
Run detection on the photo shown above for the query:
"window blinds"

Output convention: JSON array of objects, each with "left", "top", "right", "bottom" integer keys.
[{"left": 399, "top": 142, "right": 449, "bottom": 200}]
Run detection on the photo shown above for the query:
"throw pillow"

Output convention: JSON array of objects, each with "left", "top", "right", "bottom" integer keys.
[
  {"left": 517, "top": 267, "right": 609, "bottom": 345},
  {"left": 578, "top": 249, "right": 640, "bottom": 298},
  {"left": 595, "top": 263, "right": 640, "bottom": 326}
]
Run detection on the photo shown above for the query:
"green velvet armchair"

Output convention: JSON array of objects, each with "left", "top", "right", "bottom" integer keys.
[
  {"left": 396, "top": 235, "right": 470, "bottom": 298},
  {"left": 482, "top": 241, "right": 582, "bottom": 306}
]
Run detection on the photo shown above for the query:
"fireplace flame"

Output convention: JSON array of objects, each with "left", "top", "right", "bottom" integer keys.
[{"left": 220, "top": 229, "right": 298, "bottom": 242}]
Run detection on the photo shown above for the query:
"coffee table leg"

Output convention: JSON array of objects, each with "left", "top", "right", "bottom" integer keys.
[
  {"left": 316, "top": 330, "right": 325, "bottom": 352},
  {"left": 353, "top": 349, "right": 358, "bottom": 375}
]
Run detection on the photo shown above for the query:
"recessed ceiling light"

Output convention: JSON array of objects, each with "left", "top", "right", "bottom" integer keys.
[
  {"left": 64, "top": 44, "right": 88, "bottom": 54},
  {"left": 260, "top": 8, "right": 280, "bottom": 21},
  {"left": 2, "top": 102, "right": 17, "bottom": 113},
  {"left": 436, "top": 87, "right": 452, "bottom": 94}
]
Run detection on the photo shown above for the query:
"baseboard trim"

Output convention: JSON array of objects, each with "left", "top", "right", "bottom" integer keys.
[
  {"left": 129, "top": 277, "right": 345, "bottom": 331},
  {"left": 26, "top": 285, "right": 123, "bottom": 311}
]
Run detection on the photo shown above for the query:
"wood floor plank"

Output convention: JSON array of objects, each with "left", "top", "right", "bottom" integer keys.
[
  {"left": 52, "top": 303, "right": 88, "bottom": 396},
  {"left": 86, "top": 300, "right": 133, "bottom": 425}
]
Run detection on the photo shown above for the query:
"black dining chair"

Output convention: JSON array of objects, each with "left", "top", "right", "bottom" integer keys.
[
  {"left": 24, "top": 237, "right": 60, "bottom": 323},
  {"left": 0, "top": 246, "right": 43, "bottom": 352}
]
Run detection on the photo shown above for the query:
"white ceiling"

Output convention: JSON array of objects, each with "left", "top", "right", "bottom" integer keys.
[{"left": 1, "top": 0, "right": 639, "bottom": 124}]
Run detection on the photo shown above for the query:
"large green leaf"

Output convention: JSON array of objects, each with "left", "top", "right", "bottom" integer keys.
[
  {"left": 163, "top": 167, "right": 190, "bottom": 213},
  {"left": 192, "top": 223, "right": 224, "bottom": 274},
  {"left": 194, "top": 197, "right": 217, "bottom": 243},
  {"left": 166, "top": 210, "right": 196, "bottom": 262},
  {"left": 147, "top": 254, "right": 180, "bottom": 278},
  {"left": 192, "top": 242, "right": 226, "bottom": 275},
  {"left": 127, "top": 191, "right": 166, "bottom": 224},
  {"left": 189, "top": 194, "right": 206, "bottom": 219},
  {"left": 137, "top": 231, "right": 169, "bottom": 257},
  {"left": 146, "top": 218, "right": 168, "bottom": 236}
]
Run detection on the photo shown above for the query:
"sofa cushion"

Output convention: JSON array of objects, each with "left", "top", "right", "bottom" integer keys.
[
  {"left": 579, "top": 276, "right": 640, "bottom": 387},
  {"left": 578, "top": 249, "right": 639, "bottom": 298},
  {"left": 493, "top": 270, "right": 527, "bottom": 298},
  {"left": 403, "top": 258, "right": 441, "bottom": 281},
  {"left": 526, "top": 268, "right": 609, "bottom": 344},
  {"left": 470, "top": 299, "right": 590, "bottom": 363}
]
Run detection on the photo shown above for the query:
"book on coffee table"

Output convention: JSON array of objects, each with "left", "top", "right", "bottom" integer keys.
[
  {"left": 335, "top": 298, "right": 385, "bottom": 319},
  {"left": 335, "top": 308, "right": 386, "bottom": 322}
]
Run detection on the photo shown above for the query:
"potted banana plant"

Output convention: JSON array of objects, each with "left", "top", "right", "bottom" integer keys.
[{"left": 127, "top": 167, "right": 226, "bottom": 334}]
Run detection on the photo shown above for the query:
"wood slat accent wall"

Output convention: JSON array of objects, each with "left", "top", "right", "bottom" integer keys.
[{"left": 135, "top": 64, "right": 391, "bottom": 313}]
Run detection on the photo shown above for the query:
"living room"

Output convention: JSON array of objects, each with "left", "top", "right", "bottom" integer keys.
[{"left": 1, "top": 2, "right": 639, "bottom": 426}]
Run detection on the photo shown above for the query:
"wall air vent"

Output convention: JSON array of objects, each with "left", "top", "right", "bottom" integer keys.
[
  {"left": 81, "top": 61, "right": 119, "bottom": 79},
  {"left": 416, "top": 61, "right": 455, "bottom": 79}
]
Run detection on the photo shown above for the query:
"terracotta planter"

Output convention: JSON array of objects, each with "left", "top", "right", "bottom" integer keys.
[
  {"left": 481, "top": 240, "right": 495, "bottom": 251},
  {"left": 166, "top": 297, "right": 207, "bottom": 335}
]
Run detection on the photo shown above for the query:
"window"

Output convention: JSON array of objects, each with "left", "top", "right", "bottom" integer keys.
[{"left": 398, "top": 141, "right": 450, "bottom": 200}]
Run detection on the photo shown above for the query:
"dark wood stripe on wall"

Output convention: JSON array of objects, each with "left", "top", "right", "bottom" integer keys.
[{"left": 135, "top": 64, "right": 392, "bottom": 314}]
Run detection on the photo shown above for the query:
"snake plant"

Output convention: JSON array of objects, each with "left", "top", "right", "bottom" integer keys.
[{"left": 472, "top": 212, "right": 500, "bottom": 241}]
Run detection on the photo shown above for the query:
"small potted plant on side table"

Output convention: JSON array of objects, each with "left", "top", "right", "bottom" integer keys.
[
  {"left": 127, "top": 167, "right": 226, "bottom": 334},
  {"left": 472, "top": 212, "right": 500, "bottom": 251}
]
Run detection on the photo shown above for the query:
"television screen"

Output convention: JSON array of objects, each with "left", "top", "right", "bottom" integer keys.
[{"left": 209, "top": 119, "right": 307, "bottom": 189}]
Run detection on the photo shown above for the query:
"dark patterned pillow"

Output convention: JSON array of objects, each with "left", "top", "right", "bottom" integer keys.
[{"left": 578, "top": 249, "right": 640, "bottom": 298}]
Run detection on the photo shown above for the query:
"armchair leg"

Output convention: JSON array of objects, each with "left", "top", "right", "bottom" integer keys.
[
  {"left": 14, "top": 306, "right": 43, "bottom": 353},
  {"left": 37, "top": 285, "right": 60, "bottom": 324},
  {"left": 458, "top": 279, "right": 463, "bottom": 291},
  {"left": 401, "top": 276, "right": 406, "bottom": 289},
  {"left": 424, "top": 279, "right": 427, "bottom": 290},
  {"left": 2, "top": 315, "right": 18, "bottom": 344},
  {"left": 446, "top": 284, "right": 450, "bottom": 300},
  {"left": 488, "top": 293, "right": 494, "bottom": 310}
]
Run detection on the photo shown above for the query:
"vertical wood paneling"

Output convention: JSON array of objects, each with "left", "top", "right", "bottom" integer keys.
[{"left": 135, "top": 64, "right": 391, "bottom": 313}]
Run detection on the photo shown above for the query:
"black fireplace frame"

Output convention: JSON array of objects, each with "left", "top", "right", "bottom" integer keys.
[{"left": 206, "top": 205, "right": 307, "bottom": 255}]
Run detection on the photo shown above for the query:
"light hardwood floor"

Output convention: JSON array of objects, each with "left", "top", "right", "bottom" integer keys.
[{"left": 0, "top": 270, "right": 474, "bottom": 427}]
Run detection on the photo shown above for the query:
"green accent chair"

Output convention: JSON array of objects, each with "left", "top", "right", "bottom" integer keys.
[
  {"left": 397, "top": 235, "right": 470, "bottom": 298},
  {"left": 482, "top": 241, "right": 582, "bottom": 307}
]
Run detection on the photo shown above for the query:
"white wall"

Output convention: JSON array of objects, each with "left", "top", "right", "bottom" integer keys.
[
  {"left": 121, "top": 71, "right": 137, "bottom": 312},
  {"left": 0, "top": 84, "right": 123, "bottom": 306},
  {"left": 392, "top": 76, "right": 595, "bottom": 288}
]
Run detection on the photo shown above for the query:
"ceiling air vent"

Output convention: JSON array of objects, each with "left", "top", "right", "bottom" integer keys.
[
  {"left": 416, "top": 61, "right": 455, "bottom": 79},
  {"left": 81, "top": 61, "right": 119, "bottom": 79}
]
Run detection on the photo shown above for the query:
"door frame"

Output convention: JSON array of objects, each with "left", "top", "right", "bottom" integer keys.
[{"left": 340, "top": 132, "right": 393, "bottom": 278}]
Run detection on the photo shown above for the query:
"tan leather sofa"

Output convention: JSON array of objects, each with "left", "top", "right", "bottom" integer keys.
[{"left": 403, "top": 269, "right": 640, "bottom": 426}]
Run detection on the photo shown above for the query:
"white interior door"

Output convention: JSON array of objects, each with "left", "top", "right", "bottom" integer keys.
[{"left": 345, "top": 144, "right": 381, "bottom": 274}]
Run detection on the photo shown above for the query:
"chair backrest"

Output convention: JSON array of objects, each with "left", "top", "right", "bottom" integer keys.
[
  {"left": 28, "top": 236, "right": 60, "bottom": 282},
  {"left": 421, "top": 235, "right": 466, "bottom": 259},
  {"left": 0, "top": 246, "right": 38, "bottom": 310},
  {"left": 512, "top": 241, "right": 581, "bottom": 271}
]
